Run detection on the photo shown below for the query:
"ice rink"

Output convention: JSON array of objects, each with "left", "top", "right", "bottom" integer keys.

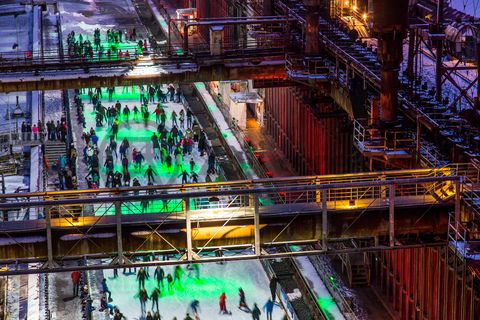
[{"left": 92, "top": 260, "right": 286, "bottom": 320}]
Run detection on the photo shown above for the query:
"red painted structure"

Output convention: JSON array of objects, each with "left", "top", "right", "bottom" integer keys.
[
  {"left": 263, "top": 86, "right": 352, "bottom": 175},
  {"left": 374, "top": 246, "right": 480, "bottom": 320}
]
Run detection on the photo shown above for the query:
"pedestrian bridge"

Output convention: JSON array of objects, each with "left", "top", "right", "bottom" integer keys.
[{"left": 0, "top": 165, "right": 474, "bottom": 275}]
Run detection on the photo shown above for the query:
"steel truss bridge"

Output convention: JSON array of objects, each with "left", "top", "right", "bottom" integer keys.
[{"left": 0, "top": 166, "right": 473, "bottom": 276}]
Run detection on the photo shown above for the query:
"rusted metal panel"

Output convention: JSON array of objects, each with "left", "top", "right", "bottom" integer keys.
[{"left": 263, "top": 86, "right": 352, "bottom": 175}]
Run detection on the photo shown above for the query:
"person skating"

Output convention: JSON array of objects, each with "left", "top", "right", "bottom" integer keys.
[
  {"left": 184, "top": 313, "right": 193, "bottom": 320},
  {"left": 263, "top": 299, "right": 274, "bottom": 320},
  {"left": 150, "top": 287, "right": 160, "bottom": 314},
  {"left": 71, "top": 270, "right": 81, "bottom": 297},
  {"left": 219, "top": 292, "right": 230, "bottom": 315},
  {"left": 153, "top": 311, "right": 160, "bottom": 320},
  {"left": 179, "top": 109, "right": 185, "bottom": 128},
  {"left": 208, "top": 152, "right": 216, "bottom": 174},
  {"left": 135, "top": 151, "right": 145, "bottom": 170},
  {"left": 111, "top": 119, "right": 119, "bottom": 140},
  {"left": 191, "top": 172, "right": 199, "bottom": 183},
  {"left": 121, "top": 137, "right": 130, "bottom": 155},
  {"left": 173, "top": 265, "right": 183, "bottom": 286},
  {"left": 269, "top": 276, "right": 278, "bottom": 301},
  {"left": 113, "top": 308, "right": 126, "bottom": 320},
  {"left": 101, "top": 278, "right": 112, "bottom": 301},
  {"left": 167, "top": 273, "right": 174, "bottom": 292},
  {"left": 123, "top": 105, "right": 130, "bottom": 122},
  {"left": 137, "top": 267, "right": 149, "bottom": 290},
  {"left": 178, "top": 170, "right": 190, "bottom": 184},
  {"left": 187, "top": 263, "right": 200, "bottom": 279},
  {"left": 99, "top": 294, "right": 114, "bottom": 315},
  {"left": 189, "top": 158, "right": 195, "bottom": 172},
  {"left": 238, "top": 288, "right": 250, "bottom": 312},
  {"left": 146, "top": 311, "right": 154, "bottom": 320},
  {"left": 152, "top": 133, "right": 161, "bottom": 159},
  {"left": 189, "top": 299, "right": 200, "bottom": 318},
  {"left": 139, "top": 288, "right": 148, "bottom": 316},
  {"left": 145, "top": 165, "right": 157, "bottom": 183},
  {"left": 133, "top": 105, "right": 139, "bottom": 121},
  {"left": 251, "top": 303, "right": 261, "bottom": 320},
  {"left": 123, "top": 169, "right": 131, "bottom": 186},
  {"left": 154, "top": 266, "right": 165, "bottom": 288},
  {"left": 186, "top": 109, "right": 192, "bottom": 128}
]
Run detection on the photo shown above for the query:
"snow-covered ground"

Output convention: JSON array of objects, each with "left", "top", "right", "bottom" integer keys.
[
  {"left": 293, "top": 256, "right": 345, "bottom": 320},
  {"left": 87, "top": 260, "right": 286, "bottom": 320}
]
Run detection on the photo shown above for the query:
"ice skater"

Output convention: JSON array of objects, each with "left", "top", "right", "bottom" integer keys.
[
  {"left": 174, "top": 265, "right": 183, "bottom": 286},
  {"left": 189, "top": 299, "right": 200, "bottom": 318},
  {"left": 238, "top": 288, "right": 250, "bottom": 312},
  {"left": 252, "top": 303, "right": 261, "bottom": 320},
  {"left": 150, "top": 287, "right": 160, "bottom": 314},
  {"left": 139, "top": 288, "right": 148, "bottom": 316},
  {"left": 187, "top": 263, "right": 200, "bottom": 279},
  {"left": 269, "top": 276, "right": 278, "bottom": 301},
  {"left": 219, "top": 292, "right": 231, "bottom": 315},
  {"left": 167, "top": 273, "right": 174, "bottom": 292},
  {"left": 263, "top": 299, "right": 274, "bottom": 320},
  {"left": 154, "top": 265, "right": 165, "bottom": 288},
  {"left": 71, "top": 270, "right": 80, "bottom": 297},
  {"left": 102, "top": 278, "right": 112, "bottom": 301},
  {"left": 137, "top": 267, "right": 149, "bottom": 290}
]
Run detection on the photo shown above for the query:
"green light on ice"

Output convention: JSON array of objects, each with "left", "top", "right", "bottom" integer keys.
[{"left": 317, "top": 298, "right": 336, "bottom": 320}]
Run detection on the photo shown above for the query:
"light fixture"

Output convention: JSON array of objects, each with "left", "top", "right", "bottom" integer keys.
[
  {"left": 362, "top": 13, "right": 367, "bottom": 21},
  {"left": 353, "top": 5, "right": 357, "bottom": 11}
]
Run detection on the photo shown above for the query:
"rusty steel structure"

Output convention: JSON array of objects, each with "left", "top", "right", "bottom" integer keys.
[{"left": 2, "top": 0, "right": 480, "bottom": 318}]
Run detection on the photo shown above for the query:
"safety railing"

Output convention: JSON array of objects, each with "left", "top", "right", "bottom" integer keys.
[
  {"left": 353, "top": 119, "right": 415, "bottom": 156},
  {"left": 285, "top": 54, "right": 333, "bottom": 81},
  {"left": 0, "top": 170, "right": 463, "bottom": 226}
]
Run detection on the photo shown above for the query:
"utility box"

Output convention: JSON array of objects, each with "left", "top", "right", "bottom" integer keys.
[{"left": 210, "top": 26, "right": 224, "bottom": 55}]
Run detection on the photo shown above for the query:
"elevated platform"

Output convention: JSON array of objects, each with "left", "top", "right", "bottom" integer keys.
[{"left": 0, "top": 168, "right": 465, "bottom": 275}]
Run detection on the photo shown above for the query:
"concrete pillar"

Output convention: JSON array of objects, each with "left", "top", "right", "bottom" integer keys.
[
  {"left": 305, "top": 0, "right": 320, "bottom": 56},
  {"left": 263, "top": 0, "right": 274, "bottom": 16},
  {"left": 371, "top": 0, "right": 409, "bottom": 124}
]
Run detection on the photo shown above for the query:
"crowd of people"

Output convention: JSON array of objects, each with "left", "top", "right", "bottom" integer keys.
[
  {"left": 74, "top": 84, "right": 219, "bottom": 195},
  {"left": 73, "top": 260, "right": 280, "bottom": 320},
  {"left": 66, "top": 27, "right": 159, "bottom": 61}
]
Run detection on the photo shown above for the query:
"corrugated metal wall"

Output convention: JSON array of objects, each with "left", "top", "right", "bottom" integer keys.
[
  {"left": 374, "top": 246, "right": 480, "bottom": 320},
  {"left": 263, "top": 86, "right": 353, "bottom": 175}
]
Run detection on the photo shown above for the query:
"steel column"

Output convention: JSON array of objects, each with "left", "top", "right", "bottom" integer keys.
[
  {"left": 322, "top": 189, "right": 328, "bottom": 250},
  {"left": 253, "top": 195, "right": 261, "bottom": 256},
  {"left": 45, "top": 206, "right": 55, "bottom": 268},
  {"left": 435, "top": 0, "right": 444, "bottom": 102},
  {"left": 184, "top": 198, "right": 193, "bottom": 261},
  {"left": 389, "top": 184, "right": 395, "bottom": 247},
  {"left": 115, "top": 201, "right": 124, "bottom": 263}
]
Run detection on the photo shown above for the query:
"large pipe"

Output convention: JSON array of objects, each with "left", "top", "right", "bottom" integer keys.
[
  {"left": 305, "top": 0, "right": 320, "bottom": 55},
  {"left": 435, "top": 0, "right": 444, "bottom": 102},
  {"left": 371, "top": 0, "right": 409, "bottom": 124}
]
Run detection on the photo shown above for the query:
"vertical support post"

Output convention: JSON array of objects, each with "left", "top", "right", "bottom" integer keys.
[
  {"left": 253, "top": 195, "right": 261, "bottom": 256},
  {"left": 305, "top": 0, "right": 320, "bottom": 56},
  {"left": 45, "top": 205, "right": 55, "bottom": 268},
  {"left": 389, "top": 184, "right": 395, "bottom": 247},
  {"left": 416, "top": 116, "right": 421, "bottom": 163},
  {"left": 183, "top": 25, "right": 189, "bottom": 54},
  {"left": 476, "top": 39, "right": 480, "bottom": 110},
  {"left": 321, "top": 189, "right": 328, "bottom": 250},
  {"left": 114, "top": 201, "right": 124, "bottom": 264},
  {"left": 435, "top": 0, "right": 444, "bottom": 102},
  {"left": 455, "top": 178, "right": 461, "bottom": 223},
  {"left": 184, "top": 198, "right": 193, "bottom": 261},
  {"left": 407, "top": 28, "right": 415, "bottom": 80}
]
